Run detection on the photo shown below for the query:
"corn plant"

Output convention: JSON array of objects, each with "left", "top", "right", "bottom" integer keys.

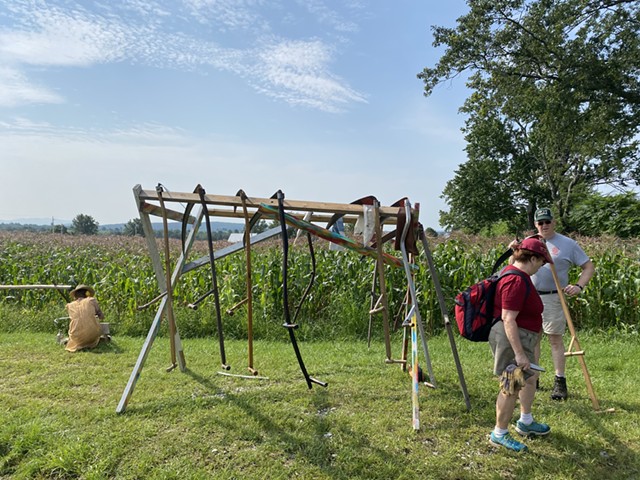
[{"left": 1, "top": 231, "right": 638, "bottom": 337}]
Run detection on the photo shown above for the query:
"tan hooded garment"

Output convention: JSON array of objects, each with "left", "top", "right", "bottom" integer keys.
[{"left": 65, "top": 297, "right": 104, "bottom": 352}]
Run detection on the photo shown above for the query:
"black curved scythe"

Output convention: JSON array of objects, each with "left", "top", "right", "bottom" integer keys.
[
  {"left": 197, "top": 184, "right": 230, "bottom": 371},
  {"left": 276, "top": 190, "right": 326, "bottom": 389}
]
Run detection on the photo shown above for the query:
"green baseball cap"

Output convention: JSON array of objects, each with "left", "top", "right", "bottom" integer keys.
[{"left": 534, "top": 208, "right": 553, "bottom": 222}]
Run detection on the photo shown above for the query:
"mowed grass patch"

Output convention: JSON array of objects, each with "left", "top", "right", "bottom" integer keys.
[{"left": 0, "top": 331, "right": 638, "bottom": 479}]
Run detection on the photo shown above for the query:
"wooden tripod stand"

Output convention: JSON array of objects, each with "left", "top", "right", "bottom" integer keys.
[{"left": 549, "top": 263, "right": 609, "bottom": 411}]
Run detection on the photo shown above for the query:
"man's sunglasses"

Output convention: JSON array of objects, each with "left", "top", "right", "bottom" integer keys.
[{"left": 537, "top": 220, "right": 552, "bottom": 226}]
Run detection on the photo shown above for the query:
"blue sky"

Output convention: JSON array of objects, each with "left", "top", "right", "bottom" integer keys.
[{"left": 0, "top": 0, "right": 471, "bottom": 229}]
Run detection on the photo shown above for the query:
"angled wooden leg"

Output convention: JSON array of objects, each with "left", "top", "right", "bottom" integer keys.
[
  {"left": 419, "top": 226, "right": 471, "bottom": 411},
  {"left": 117, "top": 186, "right": 203, "bottom": 413}
]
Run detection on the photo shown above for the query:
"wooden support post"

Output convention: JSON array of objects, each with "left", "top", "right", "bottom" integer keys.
[
  {"left": 134, "top": 184, "right": 166, "bottom": 289},
  {"left": 157, "top": 185, "right": 180, "bottom": 371},
  {"left": 240, "top": 192, "right": 258, "bottom": 376},
  {"left": 373, "top": 201, "right": 393, "bottom": 363}
]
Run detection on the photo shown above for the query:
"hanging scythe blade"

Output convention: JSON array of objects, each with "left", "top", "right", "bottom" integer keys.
[
  {"left": 197, "top": 185, "right": 230, "bottom": 371},
  {"left": 277, "top": 190, "right": 327, "bottom": 389}
]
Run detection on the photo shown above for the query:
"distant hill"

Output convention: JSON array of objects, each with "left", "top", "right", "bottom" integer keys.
[
  {"left": 100, "top": 221, "right": 243, "bottom": 232},
  {"left": 0, "top": 218, "right": 71, "bottom": 226},
  {"left": 0, "top": 219, "right": 244, "bottom": 233}
]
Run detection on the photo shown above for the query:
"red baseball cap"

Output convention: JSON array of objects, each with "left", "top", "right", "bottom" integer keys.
[{"left": 518, "top": 236, "right": 553, "bottom": 264}]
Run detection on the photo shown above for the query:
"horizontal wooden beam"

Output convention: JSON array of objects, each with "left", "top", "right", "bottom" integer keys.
[
  {"left": 0, "top": 284, "right": 72, "bottom": 290},
  {"left": 204, "top": 208, "right": 397, "bottom": 225},
  {"left": 135, "top": 187, "right": 412, "bottom": 218},
  {"left": 140, "top": 202, "right": 196, "bottom": 224}
]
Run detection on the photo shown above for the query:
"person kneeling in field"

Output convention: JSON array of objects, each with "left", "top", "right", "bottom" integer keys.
[
  {"left": 489, "top": 237, "right": 553, "bottom": 452},
  {"left": 65, "top": 284, "right": 105, "bottom": 353}
]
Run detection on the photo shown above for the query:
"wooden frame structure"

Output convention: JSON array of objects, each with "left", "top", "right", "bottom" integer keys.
[{"left": 117, "top": 184, "right": 470, "bottom": 421}]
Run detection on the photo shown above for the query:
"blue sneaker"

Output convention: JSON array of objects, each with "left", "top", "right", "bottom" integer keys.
[
  {"left": 489, "top": 432, "right": 528, "bottom": 452},
  {"left": 516, "top": 420, "right": 551, "bottom": 437}
]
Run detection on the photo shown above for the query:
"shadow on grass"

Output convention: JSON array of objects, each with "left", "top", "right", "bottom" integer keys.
[
  {"left": 89, "top": 339, "right": 126, "bottom": 354},
  {"left": 522, "top": 425, "right": 639, "bottom": 479},
  {"left": 121, "top": 366, "right": 402, "bottom": 479}
]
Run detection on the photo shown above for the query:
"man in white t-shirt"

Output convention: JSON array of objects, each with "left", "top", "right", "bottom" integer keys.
[{"left": 531, "top": 207, "right": 595, "bottom": 400}]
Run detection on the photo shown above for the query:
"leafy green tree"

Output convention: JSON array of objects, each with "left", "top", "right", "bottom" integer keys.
[
  {"left": 123, "top": 218, "right": 144, "bottom": 237},
  {"left": 72, "top": 214, "right": 99, "bottom": 235},
  {"left": 423, "top": 227, "right": 439, "bottom": 238},
  {"left": 439, "top": 154, "right": 522, "bottom": 233},
  {"left": 419, "top": 0, "right": 640, "bottom": 232}
]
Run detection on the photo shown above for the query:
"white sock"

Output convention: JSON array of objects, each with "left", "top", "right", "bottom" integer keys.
[
  {"left": 493, "top": 427, "right": 509, "bottom": 437},
  {"left": 519, "top": 413, "right": 533, "bottom": 425},
  {"left": 556, "top": 374, "right": 565, "bottom": 378}
]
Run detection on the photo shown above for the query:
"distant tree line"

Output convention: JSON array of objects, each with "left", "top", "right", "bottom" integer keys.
[
  {"left": 0, "top": 214, "right": 250, "bottom": 240},
  {"left": 0, "top": 214, "right": 99, "bottom": 235}
]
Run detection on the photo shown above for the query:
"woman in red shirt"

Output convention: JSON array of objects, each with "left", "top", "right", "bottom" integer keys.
[{"left": 489, "top": 236, "right": 553, "bottom": 452}]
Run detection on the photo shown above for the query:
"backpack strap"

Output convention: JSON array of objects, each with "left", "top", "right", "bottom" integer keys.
[
  {"left": 497, "top": 269, "right": 531, "bottom": 301},
  {"left": 493, "top": 269, "right": 532, "bottom": 326}
]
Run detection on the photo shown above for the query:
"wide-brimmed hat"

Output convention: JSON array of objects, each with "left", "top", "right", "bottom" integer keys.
[
  {"left": 519, "top": 236, "right": 553, "bottom": 264},
  {"left": 534, "top": 207, "right": 553, "bottom": 222},
  {"left": 70, "top": 284, "right": 95, "bottom": 298}
]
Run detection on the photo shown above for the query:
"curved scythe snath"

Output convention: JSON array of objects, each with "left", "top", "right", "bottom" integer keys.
[
  {"left": 197, "top": 184, "right": 229, "bottom": 371},
  {"left": 277, "top": 190, "right": 327, "bottom": 389}
]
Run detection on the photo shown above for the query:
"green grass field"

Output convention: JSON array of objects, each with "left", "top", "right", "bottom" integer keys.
[{"left": 1, "top": 330, "right": 638, "bottom": 479}]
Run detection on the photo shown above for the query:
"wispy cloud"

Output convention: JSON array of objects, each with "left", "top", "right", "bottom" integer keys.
[
  {"left": 251, "top": 39, "right": 367, "bottom": 112},
  {"left": 0, "top": 67, "right": 63, "bottom": 107},
  {"left": 296, "top": 0, "right": 359, "bottom": 33},
  {"left": 182, "top": 0, "right": 270, "bottom": 32},
  {"left": 0, "top": 0, "right": 366, "bottom": 112},
  {"left": 0, "top": 10, "right": 128, "bottom": 66}
]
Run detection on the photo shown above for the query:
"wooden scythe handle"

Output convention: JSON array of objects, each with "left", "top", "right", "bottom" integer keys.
[{"left": 549, "top": 263, "right": 600, "bottom": 410}]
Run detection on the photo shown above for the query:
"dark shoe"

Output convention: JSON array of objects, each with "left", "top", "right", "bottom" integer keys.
[
  {"left": 409, "top": 365, "right": 425, "bottom": 383},
  {"left": 551, "top": 376, "right": 568, "bottom": 400}
]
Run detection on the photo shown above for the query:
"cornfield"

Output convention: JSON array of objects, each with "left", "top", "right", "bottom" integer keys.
[{"left": 1, "top": 231, "right": 638, "bottom": 338}]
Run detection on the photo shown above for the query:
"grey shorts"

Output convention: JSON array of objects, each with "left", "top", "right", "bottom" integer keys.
[
  {"left": 489, "top": 321, "right": 541, "bottom": 379},
  {"left": 541, "top": 294, "right": 566, "bottom": 335}
]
